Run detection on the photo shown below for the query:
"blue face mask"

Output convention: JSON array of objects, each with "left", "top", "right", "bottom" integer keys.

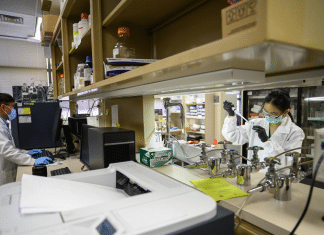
[
  {"left": 4, "top": 105, "right": 17, "bottom": 121},
  {"left": 262, "top": 109, "right": 285, "bottom": 124}
]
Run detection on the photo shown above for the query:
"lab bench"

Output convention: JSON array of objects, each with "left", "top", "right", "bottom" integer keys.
[
  {"left": 16, "top": 158, "right": 324, "bottom": 235},
  {"left": 153, "top": 164, "right": 324, "bottom": 235}
]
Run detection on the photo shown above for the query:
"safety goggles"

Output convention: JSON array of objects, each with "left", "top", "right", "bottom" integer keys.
[{"left": 261, "top": 109, "right": 283, "bottom": 119}]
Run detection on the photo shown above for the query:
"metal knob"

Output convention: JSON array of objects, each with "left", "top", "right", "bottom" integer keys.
[{"left": 247, "top": 185, "right": 264, "bottom": 193}]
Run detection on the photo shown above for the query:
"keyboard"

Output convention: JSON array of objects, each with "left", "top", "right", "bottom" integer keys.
[
  {"left": 50, "top": 167, "right": 72, "bottom": 176},
  {"left": 40, "top": 150, "right": 67, "bottom": 160},
  {"left": 41, "top": 150, "right": 53, "bottom": 158}
]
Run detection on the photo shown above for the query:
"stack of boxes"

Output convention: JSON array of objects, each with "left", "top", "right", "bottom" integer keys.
[
  {"left": 41, "top": 14, "right": 59, "bottom": 46},
  {"left": 105, "top": 58, "right": 158, "bottom": 78}
]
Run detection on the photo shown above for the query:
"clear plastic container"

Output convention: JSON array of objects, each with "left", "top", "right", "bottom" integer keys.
[
  {"left": 74, "top": 67, "right": 79, "bottom": 90},
  {"left": 84, "top": 63, "right": 91, "bottom": 86},
  {"left": 21, "top": 83, "right": 30, "bottom": 102},
  {"left": 47, "top": 84, "right": 54, "bottom": 101},
  {"left": 113, "top": 27, "right": 135, "bottom": 58},
  {"left": 90, "top": 68, "right": 93, "bottom": 84},
  {"left": 29, "top": 83, "right": 38, "bottom": 102},
  {"left": 36, "top": 83, "right": 45, "bottom": 102},
  {"left": 77, "top": 62, "right": 86, "bottom": 88},
  {"left": 59, "top": 78, "right": 65, "bottom": 95}
]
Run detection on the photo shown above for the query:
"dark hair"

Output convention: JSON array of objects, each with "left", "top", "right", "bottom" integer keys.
[
  {"left": 262, "top": 89, "right": 294, "bottom": 122},
  {"left": 0, "top": 93, "right": 15, "bottom": 105}
]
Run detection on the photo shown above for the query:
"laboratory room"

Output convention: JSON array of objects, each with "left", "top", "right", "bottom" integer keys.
[{"left": 1, "top": 0, "right": 324, "bottom": 234}]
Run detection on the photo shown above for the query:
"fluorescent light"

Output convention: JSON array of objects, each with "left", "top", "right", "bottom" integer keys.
[{"left": 304, "top": 97, "right": 324, "bottom": 101}]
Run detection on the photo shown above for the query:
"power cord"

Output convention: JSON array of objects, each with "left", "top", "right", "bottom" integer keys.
[{"left": 289, "top": 152, "right": 324, "bottom": 235}]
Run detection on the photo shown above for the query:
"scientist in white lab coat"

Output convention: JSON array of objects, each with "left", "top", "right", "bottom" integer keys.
[
  {"left": 0, "top": 93, "right": 52, "bottom": 186},
  {"left": 222, "top": 89, "right": 305, "bottom": 169}
]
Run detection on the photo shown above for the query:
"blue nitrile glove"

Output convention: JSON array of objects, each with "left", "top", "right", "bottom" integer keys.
[
  {"left": 34, "top": 157, "right": 53, "bottom": 166},
  {"left": 27, "top": 149, "right": 42, "bottom": 157}
]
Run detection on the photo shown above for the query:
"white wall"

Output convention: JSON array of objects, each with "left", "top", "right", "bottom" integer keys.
[
  {"left": 0, "top": 67, "right": 47, "bottom": 95},
  {"left": 0, "top": 38, "right": 48, "bottom": 95},
  {"left": 0, "top": 38, "right": 46, "bottom": 68}
]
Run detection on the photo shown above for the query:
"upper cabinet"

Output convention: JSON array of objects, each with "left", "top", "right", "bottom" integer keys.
[{"left": 51, "top": 0, "right": 324, "bottom": 100}]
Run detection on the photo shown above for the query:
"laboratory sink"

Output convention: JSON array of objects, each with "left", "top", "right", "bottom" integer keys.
[{"left": 172, "top": 140, "right": 221, "bottom": 165}]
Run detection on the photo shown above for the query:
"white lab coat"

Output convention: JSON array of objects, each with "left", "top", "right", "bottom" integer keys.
[
  {"left": 0, "top": 117, "right": 35, "bottom": 185},
  {"left": 222, "top": 115, "right": 305, "bottom": 171}
]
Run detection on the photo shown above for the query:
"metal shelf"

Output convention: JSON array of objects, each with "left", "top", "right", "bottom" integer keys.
[
  {"left": 249, "top": 95, "right": 298, "bottom": 99},
  {"left": 186, "top": 116, "right": 205, "bottom": 120},
  {"left": 187, "top": 130, "right": 205, "bottom": 135},
  {"left": 186, "top": 103, "right": 205, "bottom": 106},
  {"left": 307, "top": 117, "right": 324, "bottom": 121}
]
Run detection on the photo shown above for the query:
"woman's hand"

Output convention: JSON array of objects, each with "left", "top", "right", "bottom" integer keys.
[
  {"left": 252, "top": 125, "right": 269, "bottom": 142},
  {"left": 223, "top": 100, "right": 235, "bottom": 116}
]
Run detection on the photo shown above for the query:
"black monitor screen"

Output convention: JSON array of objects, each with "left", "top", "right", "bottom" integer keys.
[
  {"left": 51, "top": 108, "right": 62, "bottom": 144},
  {"left": 80, "top": 124, "right": 95, "bottom": 168}
]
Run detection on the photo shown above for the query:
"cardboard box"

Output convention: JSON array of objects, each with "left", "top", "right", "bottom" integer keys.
[
  {"left": 42, "top": 14, "right": 59, "bottom": 35},
  {"left": 41, "top": 14, "right": 59, "bottom": 44},
  {"left": 140, "top": 147, "right": 173, "bottom": 168},
  {"left": 222, "top": 0, "right": 262, "bottom": 38},
  {"left": 41, "top": 0, "right": 52, "bottom": 11}
]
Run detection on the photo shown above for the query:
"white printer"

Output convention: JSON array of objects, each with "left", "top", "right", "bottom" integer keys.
[{"left": 0, "top": 161, "right": 220, "bottom": 235}]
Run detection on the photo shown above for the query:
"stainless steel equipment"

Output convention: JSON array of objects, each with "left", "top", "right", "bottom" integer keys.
[
  {"left": 237, "top": 164, "right": 252, "bottom": 186},
  {"left": 163, "top": 98, "right": 185, "bottom": 148}
]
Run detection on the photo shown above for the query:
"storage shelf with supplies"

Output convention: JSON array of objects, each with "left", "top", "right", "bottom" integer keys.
[{"left": 50, "top": 0, "right": 324, "bottom": 100}]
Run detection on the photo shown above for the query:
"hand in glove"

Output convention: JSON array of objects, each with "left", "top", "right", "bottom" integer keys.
[
  {"left": 252, "top": 125, "right": 269, "bottom": 143},
  {"left": 34, "top": 157, "right": 53, "bottom": 166},
  {"left": 223, "top": 100, "right": 235, "bottom": 116},
  {"left": 27, "top": 149, "right": 42, "bottom": 158}
]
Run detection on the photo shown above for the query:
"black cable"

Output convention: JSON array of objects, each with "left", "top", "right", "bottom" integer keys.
[{"left": 289, "top": 151, "right": 324, "bottom": 235}]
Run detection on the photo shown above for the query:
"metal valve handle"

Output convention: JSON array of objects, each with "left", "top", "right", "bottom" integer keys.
[
  {"left": 247, "top": 146, "right": 264, "bottom": 151},
  {"left": 285, "top": 152, "right": 307, "bottom": 158},
  {"left": 218, "top": 140, "right": 232, "bottom": 145}
]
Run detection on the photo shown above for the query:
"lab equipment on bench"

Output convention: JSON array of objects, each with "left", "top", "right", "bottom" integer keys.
[
  {"left": 86, "top": 127, "right": 135, "bottom": 170},
  {"left": 247, "top": 150, "right": 313, "bottom": 201},
  {"left": 0, "top": 161, "right": 234, "bottom": 235}
]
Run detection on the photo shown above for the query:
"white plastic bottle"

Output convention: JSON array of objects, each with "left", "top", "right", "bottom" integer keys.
[{"left": 73, "top": 23, "right": 79, "bottom": 47}]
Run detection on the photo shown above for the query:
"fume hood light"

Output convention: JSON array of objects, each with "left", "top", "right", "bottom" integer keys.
[
  {"left": 0, "top": 14, "right": 23, "bottom": 25},
  {"left": 225, "top": 91, "right": 240, "bottom": 95},
  {"left": 304, "top": 97, "right": 324, "bottom": 101},
  {"left": 190, "top": 86, "right": 205, "bottom": 90},
  {"left": 232, "top": 81, "right": 247, "bottom": 86},
  {"left": 77, "top": 88, "right": 98, "bottom": 97}
]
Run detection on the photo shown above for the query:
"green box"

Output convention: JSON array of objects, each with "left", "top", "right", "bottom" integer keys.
[{"left": 140, "top": 147, "right": 173, "bottom": 167}]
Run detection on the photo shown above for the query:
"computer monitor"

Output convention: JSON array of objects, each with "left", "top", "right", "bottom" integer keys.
[
  {"left": 79, "top": 124, "right": 96, "bottom": 169},
  {"left": 51, "top": 108, "right": 62, "bottom": 145}
]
